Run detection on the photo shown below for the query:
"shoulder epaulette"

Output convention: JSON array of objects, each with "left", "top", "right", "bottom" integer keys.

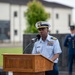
[{"left": 51, "top": 37, "right": 57, "bottom": 40}]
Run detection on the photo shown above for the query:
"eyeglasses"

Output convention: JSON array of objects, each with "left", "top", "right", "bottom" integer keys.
[{"left": 38, "top": 28, "right": 45, "bottom": 31}]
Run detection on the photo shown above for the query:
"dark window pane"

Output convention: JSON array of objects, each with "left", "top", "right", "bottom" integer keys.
[
  {"left": 0, "top": 28, "right": 1, "bottom": 34},
  {"left": 4, "top": 28, "right": 8, "bottom": 35},
  {"left": 14, "top": 30, "right": 17, "bottom": 35},
  {"left": 56, "top": 14, "right": 59, "bottom": 19},
  {"left": 56, "top": 30, "right": 59, "bottom": 34},
  {"left": 68, "top": 14, "right": 71, "bottom": 26},
  {"left": 14, "top": 11, "right": 17, "bottom": 17},
  {"left": 4, "top": 28, "right": 10, "bottom": 39}
]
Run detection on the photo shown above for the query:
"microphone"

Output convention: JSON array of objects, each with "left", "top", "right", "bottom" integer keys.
[
  {"left": 31, "top": 34, "right": 40, "bottom": 42},
  {"left": 31, "top": 38, "right": 37, "bottom": 43},
  {"left": 23, "top": 34, "right": 40, "bottom": 54}
]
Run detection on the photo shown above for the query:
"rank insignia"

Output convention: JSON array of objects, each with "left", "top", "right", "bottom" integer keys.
[{"left": 51, "top": 37, "right": 57, "bottom": 40}]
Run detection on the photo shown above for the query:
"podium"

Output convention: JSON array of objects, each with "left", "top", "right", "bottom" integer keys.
[{"left": 3, "top": 54, "right": 54, "bottom": 75}]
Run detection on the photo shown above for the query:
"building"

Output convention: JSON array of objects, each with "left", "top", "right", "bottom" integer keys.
[{"left": 0, "top": 0, "right": 73, "bottom": 43}]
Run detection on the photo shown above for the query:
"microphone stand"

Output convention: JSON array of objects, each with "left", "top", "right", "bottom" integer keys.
[
  {"left": 23, "top": 40, "right": 35, "bottom": 54},
  {"left": 23, "top": 34, "right": 40, "bottom": 54}
]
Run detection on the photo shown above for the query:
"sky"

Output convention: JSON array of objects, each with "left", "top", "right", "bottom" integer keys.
[{"left": 44, "top": 0, "right": 75, "bottom": 23}]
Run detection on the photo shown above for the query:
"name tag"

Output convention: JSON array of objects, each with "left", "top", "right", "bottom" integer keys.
[{"left": 47, "top": 41, "right": 53, "bottom": 46}]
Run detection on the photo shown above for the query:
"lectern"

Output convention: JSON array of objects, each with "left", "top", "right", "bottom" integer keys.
[{"left": 3, "top": 54, "right": 54, "bottom": 75}]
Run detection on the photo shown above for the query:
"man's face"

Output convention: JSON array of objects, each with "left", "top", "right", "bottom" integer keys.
[
  {"left": 70, "top": 29, "right": 75, "bottom": 34},
  {"left": 38, "top": 28, "right": 48, "bottom": 37}
]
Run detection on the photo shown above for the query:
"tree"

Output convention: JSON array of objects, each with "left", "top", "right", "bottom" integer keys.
[{"left": 25, "top": 0, "right": 50, "bottom": 33}]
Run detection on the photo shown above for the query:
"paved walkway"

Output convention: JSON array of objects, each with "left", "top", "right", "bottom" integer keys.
[{"left": 0, "top": 43, "right": 22, "bottom": 48}]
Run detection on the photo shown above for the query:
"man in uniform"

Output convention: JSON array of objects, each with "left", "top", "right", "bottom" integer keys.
[
  {"left": 64, "top": 25, "right": 75, "bottom": 75},
  {"left": 32, "top": 21, "right": 62, "bottom": 75}
]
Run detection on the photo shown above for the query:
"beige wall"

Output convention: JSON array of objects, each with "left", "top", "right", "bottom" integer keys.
[
  {"left": 45, "top": 7, "right": 73, "bottom": 33},
  {"left": 0, "top": 3, "right": 10, "bottom": 20},
  {"left": 10, "top": 5, "right": 27, "bottom": 42}
]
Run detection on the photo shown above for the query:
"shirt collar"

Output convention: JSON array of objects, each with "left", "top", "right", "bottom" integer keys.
[
  {"left": 71, "top": 33, "right": 75, "bottom": 37},
  {"left": 39, "top": 34, "right": 51, "bottom": 43}
]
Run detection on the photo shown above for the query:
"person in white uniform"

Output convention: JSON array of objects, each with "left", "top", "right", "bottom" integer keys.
[{"left": 32, "top": 21, "right": 62, "bottom": 75}]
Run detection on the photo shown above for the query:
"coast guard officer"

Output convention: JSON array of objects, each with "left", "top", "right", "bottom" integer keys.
[
  {"left": 64, "top": 25, "right": 75, "bottom": 75},
  {"left": 32, "top": 21, "right": 62, "bottom": 75}
]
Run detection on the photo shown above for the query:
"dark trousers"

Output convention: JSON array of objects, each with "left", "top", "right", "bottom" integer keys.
[
  {"left": 68, "top": 54, "right": 75, "bottom": 75},
  {"left": 45, "top": 63, "right": 59, "bottom": 75}
]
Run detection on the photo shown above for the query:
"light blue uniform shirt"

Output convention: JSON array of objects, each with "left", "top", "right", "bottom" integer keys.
[{"left": 32, "top": 34, "right": 62, "bottom": 63}]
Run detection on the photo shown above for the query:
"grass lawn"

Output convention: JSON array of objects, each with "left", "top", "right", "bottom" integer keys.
[{"left": 0, "top": 47, "right": 23, "bottom": 67}]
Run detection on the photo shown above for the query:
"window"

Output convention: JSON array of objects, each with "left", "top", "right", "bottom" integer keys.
[
  {"left": 56, "top": 30, "right": 59, "bottom": 34},
  {"left": 4, "top": 28, "right": 8, "bottom": 35},
  {"left": 14, "top": 30, "right": 17, "bottom": 35},
  {"left": 0, "top": 28, "right": 2, "bottom": 34},
  {"left": 24, "top": 12, "right": 26, "bottom": 17},
  {"left": 48, "top": 13, "right": 50, "bottom": 17},
  {"left": 56, "top": 13, "right": 59, "bottom": 19},
  {"left": 4, "top": 28, "right": 10, "bottom": 38},
  {"left": 14, "top": 11, "right": 17, "bottom": 17},
  {"left": 68, "top": 14, "right": 71, "bottom": 26}
]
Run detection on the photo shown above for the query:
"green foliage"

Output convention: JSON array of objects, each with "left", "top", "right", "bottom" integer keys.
[
  {"left": 24, "top": 24, "right": 38, "bottom": 33},
  {"left": 25, "top": 0, "right": 50, "bottom": 33}
]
